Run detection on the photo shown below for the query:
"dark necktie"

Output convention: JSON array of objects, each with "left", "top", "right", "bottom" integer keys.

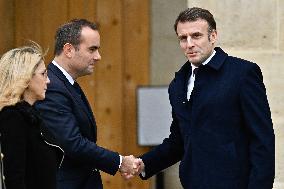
[
  {"left": 73, "top": 82, "right": 82, "bottom": 96},
  {"left": 73, "top": 82, "right": 91, "bottom": 113},
  {"left": 193, "top": 68, "right": 198, "bottom": 77},
  {"left": 193, "top": 64, "right": 204, "bottom": 77}
]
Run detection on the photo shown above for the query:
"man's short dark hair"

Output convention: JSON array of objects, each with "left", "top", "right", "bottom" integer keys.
[
  {"left": 174, "top": 7, "right": 216, "bottom": 35},
  {"left": 54, "top": 19, "right": 98, "bottom": 56}
]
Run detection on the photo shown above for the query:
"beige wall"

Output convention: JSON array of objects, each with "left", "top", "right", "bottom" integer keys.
[{"left": 151, "top": 0, "right": 284, "bottom": 188}]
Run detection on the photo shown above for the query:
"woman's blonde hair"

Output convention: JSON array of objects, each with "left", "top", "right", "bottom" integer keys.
[{"left": 0, "top": 41, "right": 45, "bottom": 110}]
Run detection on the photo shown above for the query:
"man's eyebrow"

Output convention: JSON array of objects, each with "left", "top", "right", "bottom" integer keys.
[
  {"left": 177, "top": 34, "right": 187, "bottom": 38},
  {"left": 89, "top": 45, "right": 100, "bottom": 50}
]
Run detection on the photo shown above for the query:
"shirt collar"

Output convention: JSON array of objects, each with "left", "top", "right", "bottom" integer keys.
[{"left": 52, "top": 60, "right": 75, "bottom": 85}]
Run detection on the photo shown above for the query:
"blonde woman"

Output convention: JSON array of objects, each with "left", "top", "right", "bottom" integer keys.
[{"left": 0, "top": 43, "right": 57, "bottom": 189}]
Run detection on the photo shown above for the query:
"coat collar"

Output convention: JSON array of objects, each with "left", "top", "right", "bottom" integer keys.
[
  {"left": 206, "top": 47, "right": 228, "bottom": 71},
  {"left": 172, "top": 47, "right": 228, "bottom": 95},
  {"left": 175, "top": 47, "right": 228, "bottom": 78}
]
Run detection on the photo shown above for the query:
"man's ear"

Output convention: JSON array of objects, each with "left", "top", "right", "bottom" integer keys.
[
  {"left": 62, "top": 43, "right": 75, "bottom": 58},
  {"left": 209, "top": 30, "right": 217, "bottom": 44}
]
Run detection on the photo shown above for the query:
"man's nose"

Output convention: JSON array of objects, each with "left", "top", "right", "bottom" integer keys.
[
  {"left": 186, "top": 37, "right": 194, "bottom": 48},
  {"left": 94, "top": 51, "right": 101, "bottom": 60}
]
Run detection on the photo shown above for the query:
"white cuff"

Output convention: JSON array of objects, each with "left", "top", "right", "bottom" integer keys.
[
  {"left": 119, "top": 155, "right": 123, "bottom": 168},
  {"left": 141, "top": 170, "right": 146, "bottom": 177}
]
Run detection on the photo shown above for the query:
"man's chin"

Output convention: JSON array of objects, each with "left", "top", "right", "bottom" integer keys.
[
  {"left": 80, "top": 70, "right": 94, "bottom": 77},
  {"left": 188, "top": 58, "right": 202, "bottom": 66},
  {"left": 87, "top": 68, "right": 94, "bottom": 74}
]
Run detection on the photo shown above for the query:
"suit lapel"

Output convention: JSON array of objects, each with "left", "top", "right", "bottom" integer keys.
[
  {"left": 48, "top": 63, "right": 95, "bottom": 125},
  {"left": 72, "top": 83, "right": 96, "bottom": 123}
]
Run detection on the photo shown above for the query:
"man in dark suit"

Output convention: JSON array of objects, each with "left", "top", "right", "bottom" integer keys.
[
  {"left": 135, "top": 7, "right": 275, "bottom": 189},
  {"left": 35, "top": 19, "right": 140, "bottom": 189}
]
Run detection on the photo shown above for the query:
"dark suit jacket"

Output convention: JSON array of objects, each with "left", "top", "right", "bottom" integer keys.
[
  {"left": 0, "top": 101, "right": 57, "bottom": 189},
  {"left": 140, "top": 47, "right": 275, "bottom": 189},
  {"left": 35, "top": 63, "right": 120, "bottom": 189}
]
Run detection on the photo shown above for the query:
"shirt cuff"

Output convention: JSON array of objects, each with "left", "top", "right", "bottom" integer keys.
[
  {"left": 141, "top": 170, "right": 146, "bottom": 177},
  {"left": 119, "top": 155, "right": 123, "bottom": 168}
]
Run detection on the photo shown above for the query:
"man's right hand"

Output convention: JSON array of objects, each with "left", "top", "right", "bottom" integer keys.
[{"left": 119, "top": 155, "right": 144, "bottom": 179}]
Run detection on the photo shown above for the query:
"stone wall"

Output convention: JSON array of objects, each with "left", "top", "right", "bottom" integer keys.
[{"left": 151, "top": 0, "right": 284, "bottom": 188}]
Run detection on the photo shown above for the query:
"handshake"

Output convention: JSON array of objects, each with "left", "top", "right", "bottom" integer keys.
[{"left": 119, "top": 155, "right": 145, "bottom": 179}]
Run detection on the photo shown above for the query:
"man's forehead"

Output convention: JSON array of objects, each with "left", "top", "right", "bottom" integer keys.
[
  {"left": 80, "top": 28, "right": 100, "bottom": 44},
  {"left": 178, "top": 19, "right": 209, "bottom": 26},
  {"left": 177, "top": 20, "right": 209, "bottom": 32}
]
